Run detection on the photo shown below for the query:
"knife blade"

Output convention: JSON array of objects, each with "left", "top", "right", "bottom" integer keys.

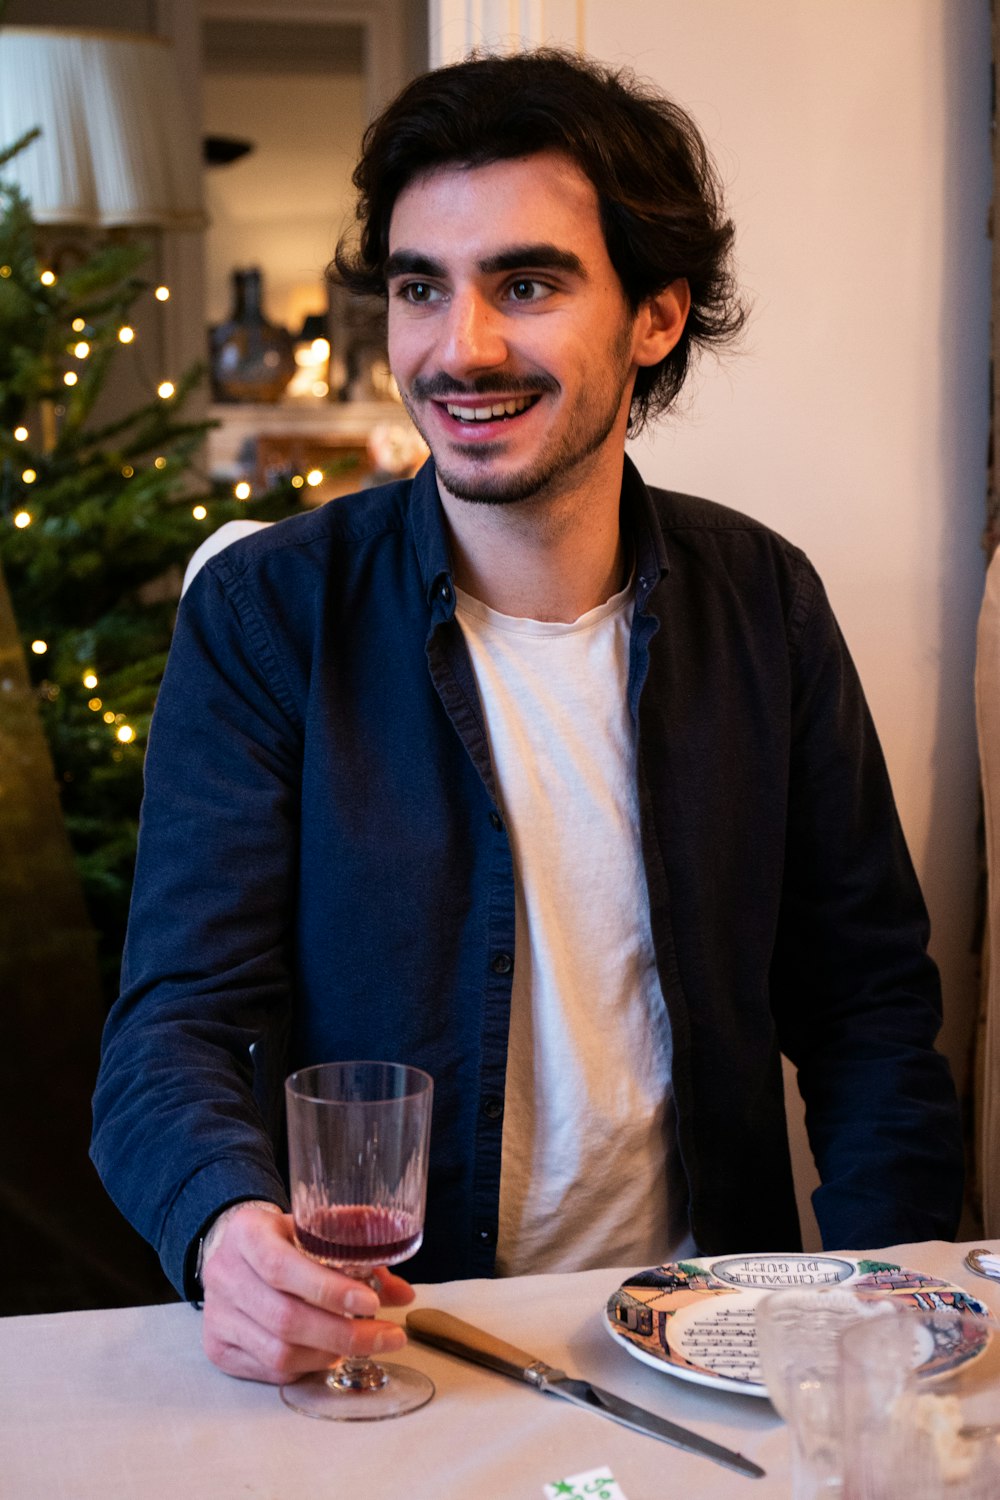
[{"left": 406, "top": 1307, "right": 764, "bottom": 1479}]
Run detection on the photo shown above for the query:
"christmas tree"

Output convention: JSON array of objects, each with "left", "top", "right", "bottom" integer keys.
[{"left": 0, "top": 128, "right": 302, "bottom": 1001}]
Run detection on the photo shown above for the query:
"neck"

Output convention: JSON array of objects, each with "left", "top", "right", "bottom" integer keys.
[{"left": 438, "top": 456, "right": 627, "bottom": 623}]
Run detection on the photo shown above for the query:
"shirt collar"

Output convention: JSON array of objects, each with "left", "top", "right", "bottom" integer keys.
[
  {"left": 407, "top": 457, "right": 456, "bottom": 620},
  {"left": 406, "top": 451, "right": 669, "bottom": 621},
  {"left": 621, "top": 454, "right": 670, "bottom": 612}
]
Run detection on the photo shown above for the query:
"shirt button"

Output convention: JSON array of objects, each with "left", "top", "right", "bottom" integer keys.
[
  {"left": 476, "top": 1225, "right": 496, "bottom": 1245},
  {"left": 490, "top": 952, "right": 513, "bottom": 975},
  {"left": 489, "top": 811, "right": 503, "bottom": 831},
  {"left": 482, "top": 1095, "right": 503, "bottom": 1120},
  {"left": 439, "top": 582, "right": 452, "bottom": 604}
]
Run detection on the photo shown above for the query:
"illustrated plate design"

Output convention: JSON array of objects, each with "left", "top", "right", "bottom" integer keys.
[{"left": 605, "top": 1253, "right": 992, "bottom": 1396}]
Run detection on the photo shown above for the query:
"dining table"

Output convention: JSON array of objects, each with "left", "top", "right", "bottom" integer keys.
[{"left": 4, "top": 1237, "right": 1000, "bottom": 1499}]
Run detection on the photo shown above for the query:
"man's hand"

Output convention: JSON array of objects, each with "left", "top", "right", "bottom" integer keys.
[{"left": 200, "top": 1203, "right": 415, "bottom": 1383}]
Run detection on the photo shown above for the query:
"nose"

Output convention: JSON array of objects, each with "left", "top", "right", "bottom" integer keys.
[{"left": 438, "top": 289, "right": 508, "bottom": 375}]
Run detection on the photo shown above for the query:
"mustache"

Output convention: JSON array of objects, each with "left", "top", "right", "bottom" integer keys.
[{"left": 410, "top": 371, "right": 559, "bottom": 400}]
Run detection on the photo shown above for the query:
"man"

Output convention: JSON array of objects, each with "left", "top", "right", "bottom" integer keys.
[{"left": 91, "top": 49, "right": 963, "bottom": 1385}]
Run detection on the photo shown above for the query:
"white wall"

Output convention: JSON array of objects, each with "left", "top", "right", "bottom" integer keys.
[
  {"left": 602, "top": 1, "right": 991, "bottom": 1071},
  {"left": 432, "top": 0, "right": 993, "bottom": 1240}
]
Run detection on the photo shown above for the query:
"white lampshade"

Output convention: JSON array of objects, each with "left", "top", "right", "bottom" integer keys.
[{"left": 0, "top": 25, "right": 204, "bottom": 229}]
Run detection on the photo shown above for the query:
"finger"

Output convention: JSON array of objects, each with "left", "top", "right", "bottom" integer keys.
[
  {"left": 204, "top": 1311, "right": 339, "bottom": 1385},
  {"left": 206, "top": 1246, "right": 406, "bottom": 1356},
  {"left": 370, "top": 1265, "right": 416, "bottom": 1306},
  {"left": 229, "top": 1212, "right": 383, "bottom": 1318},
  {"left": 205, "top": 1295, "right": 406, "bottom": 1384}
]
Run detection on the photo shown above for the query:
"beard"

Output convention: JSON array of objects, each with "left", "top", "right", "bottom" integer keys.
[{"left": 398, "top": 323, "right": 636, "bottom": 507}]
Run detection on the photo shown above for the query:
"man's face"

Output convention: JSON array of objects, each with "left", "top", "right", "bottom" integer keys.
[{"left": 385, "top": 151, "right": 646, "bottom": 508}]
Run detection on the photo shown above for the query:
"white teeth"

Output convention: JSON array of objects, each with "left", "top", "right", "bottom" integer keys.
[{"left": 445, "top": 396, "right": 534, "bottom": 421}]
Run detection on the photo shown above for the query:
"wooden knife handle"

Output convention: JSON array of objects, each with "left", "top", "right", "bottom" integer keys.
[{"left": 406, "top": 1307, "right": 554, "bottom": 1383}]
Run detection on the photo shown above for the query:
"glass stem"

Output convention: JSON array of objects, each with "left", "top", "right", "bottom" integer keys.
[{"left": 328, "top": 1356, "right": 389, "bottom": 1392}]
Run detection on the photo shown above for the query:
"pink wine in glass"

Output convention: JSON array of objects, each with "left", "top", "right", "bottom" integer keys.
[{"left": 295, "top": 1204, "right": 422, "bottom": 1272}]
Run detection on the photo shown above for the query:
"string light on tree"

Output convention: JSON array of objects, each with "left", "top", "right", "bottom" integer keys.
[
  {"left": 291, "top": 474, "right": 305, "bottom": 489},
  {"left": 306, "top": 469, "right": 323, "bottom": 488},
  {"left": 0, "top": 157, "right": 304, "bottom": 1000},
  {"left": 234, "top": 481, "right": 251, "bottom": 500}
]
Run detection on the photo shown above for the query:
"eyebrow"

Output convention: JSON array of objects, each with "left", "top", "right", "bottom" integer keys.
[{"left": 384, "top": 244, "right": 587, "bottom": 281}]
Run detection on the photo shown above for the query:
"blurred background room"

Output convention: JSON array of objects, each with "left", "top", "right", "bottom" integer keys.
[{"left": 0, "top": 0, "right": 994, "bottom": 1313}]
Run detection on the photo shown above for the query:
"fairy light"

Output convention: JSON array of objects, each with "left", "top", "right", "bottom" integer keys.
[
  {"left": 121, "top": 464, "right": 134, "bottom": 478},
  {"left": 13, "top": 426, "right": 28, "bottom": 441},
  {"left": 118, "top": 325, "right": 135, "bottom": 344},
  {"left": 0, "top": 265, "right": 11, "bottom": 278},
  {"left": 102, "top": 711, "right": 115, "bottom": 724},
  {"left": 192, "top": 504, "right": 208, "bottom": 520},
  {"left": 39, "top": 270, "right": 56, "bottom": 286},
  {"left": 154, "top": 285, "right": 170, "bottom": 301},
  {"left": 88, "top": 697, "right": 102, "bottom": 712},
  {"left": 13, "top": 511, "right": 31, "bottom": 529},
  {"left": 157, "top": 381, "right": 175, "bottom": 400},
  {"left": 63, "top": 371, "right": 78, "bottom": 387},
  {"left": 31, "top": 640, "right": 47, "bottom": 655},
  {"left": 116, "top": 725, "right": 136, "bottom": 744},
  {"left": 291, "top": 475, "right": 305, "bottom": 489},
  {"left": 72, "top": 317, "right": 87, "bottom": 333},
  {"left": 21, "top": 468, "right": 36, "bottom": 484},
  {"left": 83, "top": 672, "right": 98, "bottom": 689},
  {"left": 154, "top": 456, "right": 167, "bottom": 470},
  {"left": 73, "top": 341, "right": 90, "bottom": 359},
  {"left": 306, "top": 469, "right": 323, "bottom": 488},
  {"left": 234, "top": 481, "right": 251, "bottom": 500}
]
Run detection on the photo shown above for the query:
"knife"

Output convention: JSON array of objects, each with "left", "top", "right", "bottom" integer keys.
[{"left": 406, "top": 1308, "right": 765, "bottom": 1479}]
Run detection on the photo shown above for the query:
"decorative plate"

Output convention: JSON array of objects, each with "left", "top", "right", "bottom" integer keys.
[{"left": 604, "top": 1253, "right": 993, "bottom": 1397}]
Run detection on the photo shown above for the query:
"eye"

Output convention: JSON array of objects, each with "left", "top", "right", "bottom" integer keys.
[
  {"left": 399, "top": 281, "right": 442, "bottom": 304},
  {"left": 505, "top": 278, "right": 553, "bottom": 303}
]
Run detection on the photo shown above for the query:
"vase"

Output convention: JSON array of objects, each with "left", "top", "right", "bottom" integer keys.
[{"left": 210, "top": 268, "right": 296, "bottom": 403}]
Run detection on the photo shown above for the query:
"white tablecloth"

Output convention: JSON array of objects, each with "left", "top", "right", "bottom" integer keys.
[{"left": 4, "top": 1240, "right": 1000, "bottom": 1499}]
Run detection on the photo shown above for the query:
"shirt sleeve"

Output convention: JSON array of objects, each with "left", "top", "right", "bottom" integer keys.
[
  {"left": 90, "top": 557, "right": 299, "bottom": 1297},
  {"left": 770, "top": 562, "right": 964, "bottom": 1247}
]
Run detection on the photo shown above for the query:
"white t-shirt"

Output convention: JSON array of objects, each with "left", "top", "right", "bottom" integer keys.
[{"left": 456, "top": 581, "right": 695, "bottom": 1275}]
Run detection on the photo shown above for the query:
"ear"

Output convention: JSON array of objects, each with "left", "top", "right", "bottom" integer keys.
[{"left": 633, "top": 278, "right": 691, "bottom": 368}]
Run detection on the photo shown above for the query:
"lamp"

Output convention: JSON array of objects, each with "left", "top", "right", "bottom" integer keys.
[{"left": 0, "top": 25, "right": 204, "bottom": 229}]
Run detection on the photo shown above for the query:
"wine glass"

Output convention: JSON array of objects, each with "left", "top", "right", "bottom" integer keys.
[{"left": 279, "top": 1060, "right": 434, "bottom": 1421}]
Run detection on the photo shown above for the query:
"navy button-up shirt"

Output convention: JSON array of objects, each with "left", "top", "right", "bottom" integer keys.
[{"left": 92, "top": 457, "right": 963, "bottom": 1298}]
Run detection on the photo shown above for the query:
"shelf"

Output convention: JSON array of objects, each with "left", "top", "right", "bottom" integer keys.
[{"left": 206, "top": 398, "right": 424, "bottom": 501}]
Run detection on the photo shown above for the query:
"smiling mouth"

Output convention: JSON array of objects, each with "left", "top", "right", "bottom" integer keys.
[{"left": 441, "top": 395, "right": 540, "bottom": 423}]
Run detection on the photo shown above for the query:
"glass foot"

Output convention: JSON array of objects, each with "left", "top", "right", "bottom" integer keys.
[{"left": 280, "top": 1362, "right": 435, "bottom": 1421}]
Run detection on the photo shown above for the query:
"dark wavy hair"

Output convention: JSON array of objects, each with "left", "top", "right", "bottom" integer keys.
[{"left": 333, "top": 48, "right": 746, "bottom": 429}]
